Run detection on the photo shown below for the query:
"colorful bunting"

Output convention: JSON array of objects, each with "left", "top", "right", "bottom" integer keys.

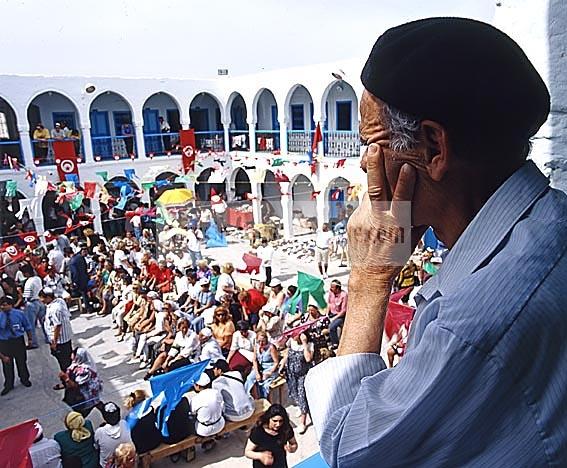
[
  {"left": 310, "top": 191, "right": 321, "bottom": 200},
  {"left": 96, "top": 171, "right": 108, "bottom": 182},
  {"left": 5, "top": 180, "right": 17, "bottom": 197},
  {"left": 271, "top": 158, "right": 285, "bottom": 167},
  {"left": 124, "top": 169, "right": 138, "bottom": 180},
  {"left": 83, "top": 182, "right": 97, "bottom": 198},
  {"left": 335, "top": 158, "right": 347, "bottom": 168},
  {"left": 69, "top": 192, "right": 84, "bottom": 211}
]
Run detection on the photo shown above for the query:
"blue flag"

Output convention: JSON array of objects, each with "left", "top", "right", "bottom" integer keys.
[
  {"left": 124, "top": 168, "right": 137, "bottom": 180},
  {"left": 65, "top": 173, "right": 79, "bottom": 186},
  {"left": 149, "top": 360, "right": 209, "bottom": 437},
  {"left": 205, "top": 220, "right": 228, "bottom": 248}
]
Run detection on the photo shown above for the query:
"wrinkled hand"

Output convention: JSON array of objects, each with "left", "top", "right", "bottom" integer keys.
[{"left": 348, "top": 144, "right": 424, "bottom": 278}]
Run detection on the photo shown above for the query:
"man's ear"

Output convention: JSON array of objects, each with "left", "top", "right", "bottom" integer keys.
[{"left": 420, "top": 120, "right": 450, "bottom": 182}]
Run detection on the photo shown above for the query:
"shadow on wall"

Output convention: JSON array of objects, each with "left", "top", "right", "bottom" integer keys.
[{"left": 547, "top": 0, "right": 567, "bottom": 191}]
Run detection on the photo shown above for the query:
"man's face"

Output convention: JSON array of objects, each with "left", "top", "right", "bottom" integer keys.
[
  {"left": 0, "top": 303, "right": 11, "bottom": 312},
  {"left": 330, "top": 284, "right": 339, "bottom": 294}
]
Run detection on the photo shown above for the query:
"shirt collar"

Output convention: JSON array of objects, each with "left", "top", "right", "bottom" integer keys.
[{"left": 417, "top": 161, "right": 549, "bottom": 302}]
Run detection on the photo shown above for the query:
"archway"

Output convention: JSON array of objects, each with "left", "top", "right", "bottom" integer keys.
[
  {"left": 291, "top": 174, "right": 317, "bottom": 236},
  {"left": 322, "top": 80, "right": 360, "bottom": 158},
  {"left": 261, "top": 170, "right": 283, "bottom": 221},
  {"left": 0, "top": 97, "right": 22, "bottom": 166},
  {"left": 228, "top": 92, "right": 249, "bottom": 150},
  {"left": 195, "top": 168, "right": 226, "bottom": 202},
  {"left": 232, "top": 168, "right": 251, "bottom": 201},
  {"left": 143, "top": 93, "right": 181, "bottom": 156},
  {"left": 0, "top": 191, "right": 35, "bottom": 241},
  {"left": 326, "top": 176, "right": 357, "bottom": 227},
  {"left": 286, "top": 85, "right": 314, "bottom": 154},
  {"left": 89, "top": 91, "right": 136, "bottom": 160},
  {"left": 28, "top": 91, "right": 81, "bottom": 165},
  {"left": 254, "top": 89, "right": 279, "bottom": 152},
  {"left": 190, "top": 92, "right": 224, "bottom": 152}
]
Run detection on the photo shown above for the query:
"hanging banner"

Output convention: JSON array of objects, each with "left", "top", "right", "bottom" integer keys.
[
  {"left": 179, "top": 129, "right": 196, "bottom": 174},
  {"left": 53, "top": 140, "right": 79, "bottom": 183}
]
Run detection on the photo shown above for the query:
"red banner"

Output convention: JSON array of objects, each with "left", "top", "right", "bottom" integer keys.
[
  {"left": 179, "top": 129, "right": 196, "bottom": 174},
  {"left": 0, "top": 419, "right": 38, "bottom": 468},
  {"left": 53, "top": 141, "right": 79, "bottom": 183}
]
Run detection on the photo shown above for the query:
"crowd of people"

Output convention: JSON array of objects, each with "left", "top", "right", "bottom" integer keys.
[{"left": 0, "top": 205, "right": 363, "bottom": 467}]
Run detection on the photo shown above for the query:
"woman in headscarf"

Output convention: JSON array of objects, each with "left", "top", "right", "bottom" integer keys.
[
  {"left": 59, "top": 348, "right": 103, "bottom": 417},
  {"left": 54, "top": 411, "right": 98, "bottom": 468}
]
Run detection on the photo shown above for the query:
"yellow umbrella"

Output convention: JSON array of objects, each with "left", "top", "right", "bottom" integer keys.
[{"left": 156, "top": 188, "right": 194, "bottom": 206}]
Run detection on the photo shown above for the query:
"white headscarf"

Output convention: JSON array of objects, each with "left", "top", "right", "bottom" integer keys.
[{"left": 74, "top": 348, "right": 98, "bottom": 373}]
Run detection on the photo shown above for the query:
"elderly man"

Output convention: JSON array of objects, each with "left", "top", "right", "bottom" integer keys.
[
  {"left": 305, "top": 18, "right": 567, "bottom": 466},
  {"left": 326, "top": 279, "right": 347, "bottom": 348}
]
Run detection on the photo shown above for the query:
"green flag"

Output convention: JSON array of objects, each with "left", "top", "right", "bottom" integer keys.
[
  {"left": 271, "top": 158, "right": 285, "bottom": 167},
  {"left": 96, "top": 171, "right": 108, "bottom": 182},
  {"left": 142, "top": 182, "right": 155, "bottom": 190},
  {"left": 5, "top": 180, "right": 17, "bottom": 197},
  {"left": 288, "top": 271, "right": 327, "bottom": 313},
  {"left": 69, "top": 192, "right": 84, "bottom": 211}
]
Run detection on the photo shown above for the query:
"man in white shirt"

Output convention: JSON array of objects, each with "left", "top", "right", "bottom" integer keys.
[
  {"left": 212, "top": 359, "right": 255, "bottom": 422},
  {"left": 186, "top": 227, "right": 203, "bottom": 268},
  {"left": 94, "top": 402, "right": 132, "bottom": 467},
  {"left": 190, "top": 373, "right": 225, "bottom": 437},
  {"left": 199, "top": 328, "right": 224, "bottom": 367},
  {"left": 22, "top": 265, "right": 46, "bottom": 349},
  {"left": 29, "top": 422, "right": 62, "bottom": 468},
  {"left": 166, "top": 318, "right": 200, "bottom": 370},
  {"left": 47, "top": 244, "right": 64, "bottom": 274},
  {"left": 256, "top": 238, "right": 275, "bottom": 286},
  {"left": 315, "top": 223, "right": 334, "bottom": 279},
  {"left": 211, "top": 195, "right": 227, "bottom": 232}
]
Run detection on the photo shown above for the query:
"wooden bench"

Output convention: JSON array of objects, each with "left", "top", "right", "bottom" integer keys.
[
  {"left": 269, "top": 376, "right": 286, "bottom": 405},
  {"left": 139, "top": 398, "right": 271, "bottom": 468}
]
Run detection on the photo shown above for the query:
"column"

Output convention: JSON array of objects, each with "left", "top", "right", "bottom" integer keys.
[
  {"left": 91, "top": 197, "right": 104, "bottom": 234},
  {"left": 134, "top": 122, "right": 146, "bottom": 158},
  {"left": 247, "top": 119, "right": 256, "bottom": 153},
  {"left": 18, "top": 126, "right": 34, "bottom": 167},
  {"left": 280, "top": 182, "right": 293, "bottom": 239},
  {"left": 250, "top": 181, "right": 262, "bottom": 224},
  {"left": 80, "top": 124, "right": 94, "bottom": 163},
  {"left": 181, "top": 120, "right": 190, "bottom": 131},
  {"left": 316, "top": 187, "right": 326, "bottom": 230},
  {"left": 223, "top": 123, "right": 230, "bottom": 153},
  {"left": 278, "top": 117, "right": 288, "bottom": 155}
]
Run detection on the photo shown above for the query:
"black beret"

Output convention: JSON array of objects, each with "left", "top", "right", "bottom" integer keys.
[{"left": 361, "top": 17, "right": 550, "bottom": 140}]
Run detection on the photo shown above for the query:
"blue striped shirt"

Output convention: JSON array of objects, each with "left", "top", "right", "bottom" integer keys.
[{"left": 305, "top": 161, "right": 567, "bottom": 467}]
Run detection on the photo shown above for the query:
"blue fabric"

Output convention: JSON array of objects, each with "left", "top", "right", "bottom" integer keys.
[
  {"left": 0, "top": 308, "right": 31, "bottom": 340},
  {"left": 124, "top": 169, "right": 137, "bottom": 180},
  {"left": 149, "top": 360, "right": 209, "bottom": 437},
  {"left": 305, "top": 161, "right": 567, "bottom": 467},
  {"left": 422, "top": 226, "right": 440, "bottom": 250},
  {"left": 205, "top": 221, "right": 227, "bottom": 248},
  {"left": 293, "top": 453, "right": 329, "bottom": 468}
]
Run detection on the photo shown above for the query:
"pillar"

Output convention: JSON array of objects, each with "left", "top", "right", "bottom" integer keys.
[
  {"left": 181, "top": 120, "right": 190, "bottom": 131},
  {"left": 223, "top": 122, "right": 230, "bottom": 153},
  {"left": 250, "top": 181, "right": 262, "bottom": 224},
  {"left": 279, "top": 118, "right": 288, "bottom": 155},
  {"left": 280, "top": 182, "right": 293, "bottom": 239},
  {"left": 316, "top": 186, "right": 326, "bottom": 230},
  {"left": 248, "top": 119, "right": 256, "bottom": 153},
  {"left": 80, "top": 124, "right": 94, "bottom": 163},
  {"left": 18, "top": 126, "right": 34, "bottom": 167},
  {"left": 91, "top": 197, "right": 104, "bottom": 234},
  {"left": 30, "top": 195, "right": 45, "bottom": 238},
  {"left": 134, "top": 122, "right": 146, "bottom": 158}
]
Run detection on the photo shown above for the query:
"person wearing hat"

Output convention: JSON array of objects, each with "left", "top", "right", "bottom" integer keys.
[
  {"left": 305, "top": 18, "right": 567, "bottom": 467},
  {"left": 94, "top": 402, "right": 132, "bottom": 467},
  {"left": 191, "top": 277, "right": 215, "bottom": 332},
  {"left": 212, "top": 359, "right": 255, "bottom": 422},
  {"left": 0, "top": 295, "right": 32, "bottom": 395},
  {"left": 266, "top": 279, "right": 285, "bottom": 310},
  {"left": 54, "top": 411, "right": 98, "bottom": 468},
  {"left": 189, "top": 372, "right": 225, "bottom": 439},
  {"left": 256, "top": 304, "right": 284, "bottom": 343},
  {"left": 198, "top": 327, "right": 224, "bottom": 375},
  {"left": 210, "top": 194, "right": 227, "bottom": 232},
  {"left": 39, "top": 287, "right": 73, "bottom": 387},
  {"left": 29, "top": 421, "right": 62, "bottom": 468},
  {"left": 50, "top": 122, "right": 66, "bottom": 140}
]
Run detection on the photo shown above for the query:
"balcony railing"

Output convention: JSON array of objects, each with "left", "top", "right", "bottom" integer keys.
[
  {"left": 0, "top": 140, "right": 23, "bottom": 168},
  {"left": 323, "top": 130, "right": 360, "bottom": 158},
  {"left": 229, "top": 130, "right": 249, "bottom": 151},
  {"left": 255, "top": 130, "right": 280, "bottom": 152},
  {"left": 92, "top": 135, "right": 137, "bottom": 161},
  {"left": 31, "top": 138, "right": 83, "bottom": 166},
  {"left": 195, "top": 131, "right": 224, "bottom": 153},
  {"left": 287, "top": 130, "right": 314, "bottom": 154},
  {"left": 144, "top": 132, "right": 181, "bottom": 157}
]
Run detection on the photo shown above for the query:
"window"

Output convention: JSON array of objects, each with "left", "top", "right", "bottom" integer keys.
[
  {"left": 0, "top": 112, "right": 8, "bottom": 139},
  {"left": 336, "top": 101, "right": 352, "bottom": 131},
  {"left": 291, "top": 105, "right": 305, "bottom": 130}
]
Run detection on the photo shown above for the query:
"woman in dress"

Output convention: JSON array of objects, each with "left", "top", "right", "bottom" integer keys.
[
  {"left": 279, "top": 332, "right": 313, "bottom": 434},
  {"left": 60, "top": 348, "right": 103, "bottom": 417},
  {"left": 245, "top": 404, "right": 297, "bottom": 468},
  {"left": 211, "top": 306, "right": 235, "bottom": 356},
  {"left": 214, "top": 262, "right": 236, "bottom": 303},
  {"left": 227, "top": 320, "right": 256, "bottom": 376},
  {"left": 54, "top": 411, "right": 98, "bottom": 468},
  {"left": 245, "top": 331, "right": 280, "bottom": 398}
]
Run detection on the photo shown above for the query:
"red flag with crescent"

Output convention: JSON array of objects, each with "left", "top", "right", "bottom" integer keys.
[
  {"left": 179, "top": 129, "right": 196, "bottom": 174},
  {"left": 53, "top": 141, "right": 79, "bottom": 183}
]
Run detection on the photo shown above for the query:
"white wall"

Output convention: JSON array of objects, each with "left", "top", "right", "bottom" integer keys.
[{"left": 256, "top": 90, "right": 278, "bottom": 130}]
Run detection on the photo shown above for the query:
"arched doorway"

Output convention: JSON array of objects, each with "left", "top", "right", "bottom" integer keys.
[
  {"left": 232, "top": 168, "right": 251, "bottom": 201},
  {"left": 143, "top": 93, "right": 181, "bottom": 157},
  {"left": 195, "top": 168, "right": 226, "bottom": 202},
  {"left": 261, "top": 170, "right": 283, "bottom": 221},
  {"left": 291, "top": 174, "right": 317, "bottom": 235},
  {"left": 28, "top": 91, "right": 81, "bottom": 165},
  {"left": 228, "top": 92, "right": 249, "bottom": 151},
  {"left": 254, "top": 89, "right": 279, "bottom": 152},
  {"left": 326, "top": 176, "right": 357, "bottom": 227},
  {"left": 90, "top": 92, "right": 136, "bottom": 160},
  {"left": 190, "top": 93, "right": 224, "bottom": 152},
  {"left": 0, "top": 97, "right": 22, "bottom": 167},
  {"left": 0, "top": 191, "right": 35, "bottom": 241},
  {"left": 286, "top": 85, "right": 314, "bottom": 154}
]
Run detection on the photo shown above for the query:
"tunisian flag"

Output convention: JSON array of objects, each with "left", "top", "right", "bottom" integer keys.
[
  {"left": 0, "top": 419, "right": 38, "bottom": 468},
  {"left": 179, "top": 129, "right": 196, "bottom": 174},
  {"left": 53, "top": 140, "right": 79, "bottom": 183}
]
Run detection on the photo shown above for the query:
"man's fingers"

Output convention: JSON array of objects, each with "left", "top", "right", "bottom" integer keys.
[
  {"left": 391, "top": 163, "right": 417, "bottom": 219},
  {"left": 366, "top": 144, "right": 388, "bottom": 208}
]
